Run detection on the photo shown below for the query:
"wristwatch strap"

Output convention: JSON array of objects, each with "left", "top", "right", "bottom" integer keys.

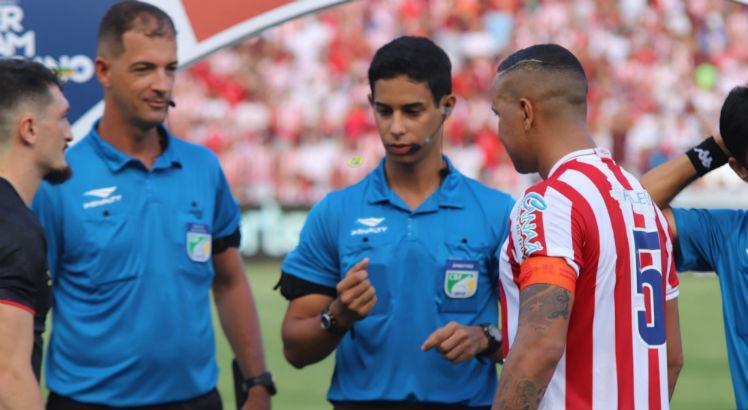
[{"left": 243, "top": 371, "right": 277, "bottom": 396}]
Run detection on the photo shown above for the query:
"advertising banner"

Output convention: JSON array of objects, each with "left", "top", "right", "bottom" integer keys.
[{"left": 0, "top": 0, "right": 348, "bottom": 139}]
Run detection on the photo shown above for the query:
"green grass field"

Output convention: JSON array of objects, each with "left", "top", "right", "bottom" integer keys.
[{"left": 44, "top": 263, "right": 735, "bottom": 409}]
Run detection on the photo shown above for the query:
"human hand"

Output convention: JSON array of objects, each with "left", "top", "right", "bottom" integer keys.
[
  {"left": 421, "top": 322, "right": 488, "bottom": 364},
  {"left": 330, "top": 258, "right": 377, "bottom": 328},
  {"left": 241, "top": 386, "right": 271, "bottom": 410}
]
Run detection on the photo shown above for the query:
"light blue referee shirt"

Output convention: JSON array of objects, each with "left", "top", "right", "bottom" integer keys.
[
  {"left": 673, "top": 208, "right": 748, "bottom": 409},
  {"left": 282, "top": 157, "right": 514, "bottom": 407},
  {"left": 32, "top": 122, "right": 241, "bottom": 406}
]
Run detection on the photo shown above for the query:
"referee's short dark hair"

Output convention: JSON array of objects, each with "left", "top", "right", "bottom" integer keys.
[
  {"left": 720, "top": 85, "right": 748, "bottom": 167},
  {"left": 97, "top": 0, "right": 176, "bottom": 58},
  {"left": 368, "top": 36, "right": 452, "bottom": 104},
  {"left": 0, "top": 58, "right": 61, "bottom": 144}
]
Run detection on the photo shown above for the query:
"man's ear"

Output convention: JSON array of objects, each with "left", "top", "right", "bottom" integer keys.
[
  {"left": 728, "top": 157, "right": 748, "bottom": 182},
  {"left": 95, "top": 56, "right": 112, "bottom": 88},
  {"left": 17, "top": 114, "right": 36, "bottom": 146},
  {"left": 519, "top": 98, "right": 534, "bottom": 131}
]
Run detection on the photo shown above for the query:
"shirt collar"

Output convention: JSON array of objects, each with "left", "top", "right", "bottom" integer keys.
[
  {"left": 547, "top": 147, "right": 611, "bottom": 178},
  {"left": 366, "top": 156, "right": 465, "bottom": 210},
  {"left": 88, "top": 121, "right": 182, "bottom": 172}
]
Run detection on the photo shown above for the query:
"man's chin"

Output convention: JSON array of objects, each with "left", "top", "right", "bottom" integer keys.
[{"left": 43, "top": 166, "right": 73, "bottom": 185}]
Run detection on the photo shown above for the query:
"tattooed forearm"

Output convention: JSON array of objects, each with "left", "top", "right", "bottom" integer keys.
[
  {"left": 519, "top": 284, "right": 571, "bottom": 329},
  {"left": 494, "top": 368, "right": 547, "bottom": 410},
  {"left": 492, "top": 284, "right": 572, "bottom": 410}
]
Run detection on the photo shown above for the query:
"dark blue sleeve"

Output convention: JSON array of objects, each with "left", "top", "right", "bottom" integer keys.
[
  {"left": 281, "top": 195, "right": 340, "bottom": 288},
  {"left": 673, "top": 208, "right": 742, "bottom": 273}
]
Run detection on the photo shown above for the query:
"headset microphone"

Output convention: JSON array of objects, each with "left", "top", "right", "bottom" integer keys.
[
  {"left": 407, "top": 105, "right": 452, "bottom": 154},
  {"left": 168, "top": 100, "right": 176, "bottom": 108}
]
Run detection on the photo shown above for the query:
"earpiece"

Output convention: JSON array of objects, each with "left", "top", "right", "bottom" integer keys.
[{"left": 443, "top": 106, "right": 452, "bottom": 117}]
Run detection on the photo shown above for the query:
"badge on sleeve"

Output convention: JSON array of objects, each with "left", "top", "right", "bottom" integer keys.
[
  {"left": 186, "top": 223, "right": 212, "bottom": 262},
  {"left": 444, "top": 260, "right": 478, "bottom": 298}
]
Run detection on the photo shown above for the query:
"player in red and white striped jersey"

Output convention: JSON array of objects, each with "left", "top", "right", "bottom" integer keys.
[{"left": 490, "top": 44, "right": 682, "bottom": 410}]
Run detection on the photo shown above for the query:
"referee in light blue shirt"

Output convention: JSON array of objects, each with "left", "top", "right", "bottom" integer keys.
[
  {"left": 32, "top": 2, "right": 270, "bottom": 408},
  {"left": 641, "top": 85, "right": 748, "bottom": 408},
  {"left": 277, "top": 36, "right": 514, "bottom": 410}
]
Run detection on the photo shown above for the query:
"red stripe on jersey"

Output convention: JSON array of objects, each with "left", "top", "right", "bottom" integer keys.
[
  {"left": 602, "top": 157, "right": 634, "bottom": 190},
  {"left": 640, "top": 252, "right": 654, "bottom": 269},
  {"left": 633, "top": 212, "right": 646, "bottom": 230},
  {"left": 0, "top": 299, "right": 35, "bottom": 315},
  {"left": 643, "top": 284, "right": 654, "bottom": 326},
  {"left": 571, "top": 160, "right": 635, "bottom": 410},
  {"left": 553, "top": 180, "right": 598, "bottom": 410},
  {"left": 648, "top": 349, "right": 662, "bottom": 410}
]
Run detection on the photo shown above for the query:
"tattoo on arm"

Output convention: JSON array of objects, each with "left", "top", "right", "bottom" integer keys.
[
  {"left": 495, "top": 368, "right": 547, "bottom": 410},
  {"left": 518, "top": 284, "right": 571, "bottom": 333},
  {"left": 494, "top": 284, "right": 572, "bottom": 410}
]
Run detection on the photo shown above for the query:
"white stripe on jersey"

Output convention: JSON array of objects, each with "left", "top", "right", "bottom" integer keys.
[{"left": 558, "top": 168, "right": 618, "bottom": 410}]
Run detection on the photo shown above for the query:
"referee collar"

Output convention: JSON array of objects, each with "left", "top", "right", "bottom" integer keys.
[
  {"left": 366, "top": 156, "right": 465, "bottom": 210},
  {"left": 89, "top": 121, "right": 183, "bottom": 173},
  {"left": 548, "top": 147, "right": 611, "bottom": 179}
]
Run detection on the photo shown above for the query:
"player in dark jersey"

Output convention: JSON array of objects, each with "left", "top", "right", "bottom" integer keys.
[{"left": 0, "top": 58, "right": 72, "bottom": 409}]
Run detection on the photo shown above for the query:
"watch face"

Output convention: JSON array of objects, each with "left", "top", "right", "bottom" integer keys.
[
  {"left": 320, "top": 311, "right": 332, "bottom": 329},
  {"left": 486, "top": 324, "right": 501, "bottom": 340}
]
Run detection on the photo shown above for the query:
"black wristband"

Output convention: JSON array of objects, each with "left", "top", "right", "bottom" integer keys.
[{"left": 686, "top": 136, "right": 729, "bottom": 176}]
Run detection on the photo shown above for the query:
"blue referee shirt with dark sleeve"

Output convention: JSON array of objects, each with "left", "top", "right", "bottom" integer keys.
[
  {"left": 673, "top": 208, "right": 748, "bottom": 408},
  {"left": 280, "top": 157, "right": 514, "bottom": 408},
  {"left": 32, "top": 123, "right": 241, "bottom": 406}
]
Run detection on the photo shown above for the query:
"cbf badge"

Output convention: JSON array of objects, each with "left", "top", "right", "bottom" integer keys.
[
  {"left": 444, "top": 260, "right": 478, "bottom": 298},
  {"left": 186, "top": 223, "right": 212, "bottom": 262}
]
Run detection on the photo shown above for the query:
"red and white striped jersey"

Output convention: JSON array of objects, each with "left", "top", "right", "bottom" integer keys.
[{"left": 499, "top": 148, "right": 679, "bottom": 410}]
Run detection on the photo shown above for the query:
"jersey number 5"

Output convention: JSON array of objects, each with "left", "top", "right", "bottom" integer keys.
[{"left": 633, "top": 229, "right": 665, "bottom": 346}]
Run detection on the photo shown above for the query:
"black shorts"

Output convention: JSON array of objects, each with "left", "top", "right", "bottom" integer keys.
[{"left": 47, "top": 389, "right": 222, "bottom": 410}]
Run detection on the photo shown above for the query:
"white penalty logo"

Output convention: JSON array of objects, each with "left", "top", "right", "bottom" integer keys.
[
  {"left": 83, "top": 186, "right": 122, "bottom": 209},
  {"left": 351, "top": 217, "right": 387, "bottom": 235}
]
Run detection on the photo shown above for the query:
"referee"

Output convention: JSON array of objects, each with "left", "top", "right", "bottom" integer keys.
[
  {"left": 278, "top": 36, "right": 513, "bottom": 409},
  {"left": 0, "top": 59, "right": 72, "bottom": 409},
  {"left": 641, "top": 85, "right": 748, "bottom": 409}
]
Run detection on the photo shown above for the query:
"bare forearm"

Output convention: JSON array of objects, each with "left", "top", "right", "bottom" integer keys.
[
  {"left": 493, "top": 344, "right": 559, "bottom": 410},
  {"left": 214, "top": 278, "right": 266, "bottom": 377},
  {"left": 0, "top": 367, "right": 43, "bottom": 410},
  {"left": 640, "top": 155, "right": 698, "bottom": 209},
  {"left": 666, "top": 299, "right": 683, "bottom": 400},
  {"left": 282, "top": 315, "right": 343, "bottom": 368},
  {"left": 493, "top": 282, "right": 572, "bottom": 410}
]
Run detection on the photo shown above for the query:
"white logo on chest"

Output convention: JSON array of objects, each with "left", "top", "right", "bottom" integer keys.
[
  {"left": 351, "top": 217, "right": 387, "bottom": 235},
  {"left": 83, "top": 186, "right": 122, "bottom": 209}
]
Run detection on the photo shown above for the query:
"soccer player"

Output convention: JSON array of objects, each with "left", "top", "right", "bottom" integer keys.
[
  {"left": 641, "top": 86, "right": 748, "bottom": 409},
  {"left": 491, "top": 44, "right": 681, "bottom": 410},
  {"left": 32, "top": 2, "right": 271, "bottom": 409},
  {"left": 278, "top": 36, "right": 514, "bottom": 409},
  {"left": 0, "top": 59, "right": 72, "bottom": 410}
]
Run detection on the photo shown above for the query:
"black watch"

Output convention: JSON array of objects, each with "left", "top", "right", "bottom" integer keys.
[
  {"left": 243, "top": 371, "right": 277, "bottom": 396},
  {"left": 479, "top": 323, "right": 502, "bottom": 362},
  {"left": 320, "top": 305, "right": 347, "bottom": 335}
]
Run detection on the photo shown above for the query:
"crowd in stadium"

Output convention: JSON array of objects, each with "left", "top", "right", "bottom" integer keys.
[{"left": 167, "top": 0, "right": 748, "bottom": 206}]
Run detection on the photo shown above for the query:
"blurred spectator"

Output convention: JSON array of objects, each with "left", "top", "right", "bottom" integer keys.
[{"left": 168, "top": 0, "right": 748, "bottom": 206}]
